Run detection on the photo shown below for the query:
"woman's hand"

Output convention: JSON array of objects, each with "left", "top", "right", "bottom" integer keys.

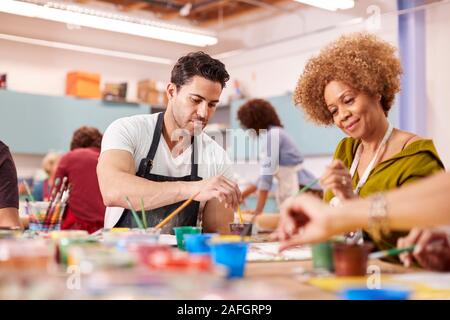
[
  {"left": 397, "top": 228, "right": 450, "bottom": 271},
  {"left": 320, "top": 160, "right": 355, "bottom": 200},
  {"left": 271, "top": 194, "right": 339, "bottom": 250}
]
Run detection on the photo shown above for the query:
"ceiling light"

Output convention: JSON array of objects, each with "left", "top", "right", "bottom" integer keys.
[
  {"left": 293, "top": 0, "right": 355, "bottom": 11},
  {"left": 0, "top": 0, "right": 218, "bottom": 47}
]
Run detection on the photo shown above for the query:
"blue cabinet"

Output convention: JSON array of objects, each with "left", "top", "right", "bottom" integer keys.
[{"left": 0, "top": 90, "right": 150, "bottom": 154}]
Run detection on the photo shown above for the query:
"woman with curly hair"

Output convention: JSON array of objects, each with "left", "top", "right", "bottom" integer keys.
[
  {"left": 53, "top": 126, "right": 105, "bottom": 233},
  {"left": 294, "top": 33, "right": 444, "bottom": 255},
  {"left": 237, "top": 98, "right": 321, "bottom": 215}
]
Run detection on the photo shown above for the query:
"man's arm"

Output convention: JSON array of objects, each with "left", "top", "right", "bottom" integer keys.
[
  {"left": 97, "top": 150, "right": 241, "bottom": 210},
  {"left": 202, "top": 198, "right": 233, "bottom": 234}
]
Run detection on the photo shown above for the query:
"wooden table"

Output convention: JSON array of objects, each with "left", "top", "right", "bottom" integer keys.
[{"left": 244, "top": 259, "right": 414, "bottom": 299}]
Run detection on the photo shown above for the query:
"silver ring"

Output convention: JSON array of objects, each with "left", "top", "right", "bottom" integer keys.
[{"left": 341, "top": 176, "right": 347, "bottom": 186}]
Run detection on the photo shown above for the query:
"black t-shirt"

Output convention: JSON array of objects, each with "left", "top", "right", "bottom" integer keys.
[{"left": 0, "top": 141, "right": 18, "bottom": 209}]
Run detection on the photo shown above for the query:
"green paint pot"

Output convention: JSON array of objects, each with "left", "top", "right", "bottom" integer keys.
[
  {"left": 173, "top": 226, "right": 201, "bottom": 250},
  {"left": 312, "top": 241, "right": 334, "bottom": 272}
]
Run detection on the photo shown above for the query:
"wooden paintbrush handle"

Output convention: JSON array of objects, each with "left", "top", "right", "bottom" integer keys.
[{"left": 155, "top": 192, "right": 200, "bottom": 229}]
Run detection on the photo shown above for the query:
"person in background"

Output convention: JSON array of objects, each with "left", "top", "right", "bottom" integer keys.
[
  {"left": 237, "top": 98, "right": 322, "bottom": 215},
  {"left": 272, "top": 171, "right": 450, "bottom": 271},
  {"left": 0, "top": 140, "right": 21, "bottom": 228},
  {"left": 54, "top": 127, "right": 105, "bottom": 233},
  {"left": 294, "top": 32, "right": 444, "bottom": 254},
  {"left": 32, "top": 151, "right": 62, "bottom": 201}
]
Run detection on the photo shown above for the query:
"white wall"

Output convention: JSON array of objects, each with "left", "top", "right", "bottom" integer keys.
[
  {"left": 0, "top": 13, "right": 186, "bottom": 100},
  {"left": 218, "top": 4, "right": 399, "bottom": 177},
  {"left": 426, "top": 1, "right": 450, "bottom": 169}
]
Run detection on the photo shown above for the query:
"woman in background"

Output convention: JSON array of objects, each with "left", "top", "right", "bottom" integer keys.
[
  {"left": 237, "top": 98, "right": 321, "bottom": 215},
  {"left": 32, "top": 151, "right": 61, "bottom": 201},
  {"left": 54, "top": 126, "right": 105, "bottom": 233}
]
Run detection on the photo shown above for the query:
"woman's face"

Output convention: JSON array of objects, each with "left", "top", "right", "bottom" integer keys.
[{"left": 324, "top": 81, "right": 385, "bottom": 140}]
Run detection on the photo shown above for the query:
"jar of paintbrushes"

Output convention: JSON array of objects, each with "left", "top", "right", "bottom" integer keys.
[{"left": 26, "top": 177, "right": 71, "bottom": 232}]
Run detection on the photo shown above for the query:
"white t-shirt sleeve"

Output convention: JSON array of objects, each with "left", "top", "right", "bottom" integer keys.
[{"left": 101, "top": 117, "right": 139, "bottom": 155}]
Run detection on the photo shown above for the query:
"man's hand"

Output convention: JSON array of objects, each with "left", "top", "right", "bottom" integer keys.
[{"left": 192, "top": 175, "right": 241, "bottom": 210}]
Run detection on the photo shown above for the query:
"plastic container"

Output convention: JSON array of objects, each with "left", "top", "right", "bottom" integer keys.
[
  {"left": 229, "top": 223, "right": 253, "bottom": 236},
  {"left": 332, "top": 243, "right": 373, "bottom": 276},
  {"left": 210, "top": 242, "right": 248, "bottom": 278},
  {"left": 312, "top": 241, "right": 334, "bottom": 272},
  {"left": 341, "top": 287, "right": 411, "bottom": 300},
  {"left": 184, "top": 233, "right": 216, "bottom": 254},
  {"left": 103, "top": 228, "right": 160, "bottom": 249},
  {"left": 0, "top": 239, "right": 55, "bottom": 271},
  {"left": 173, "top": 226, "right": 201, "bottom": 250}
]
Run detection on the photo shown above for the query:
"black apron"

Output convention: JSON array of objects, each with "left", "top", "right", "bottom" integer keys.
[{"left": 114, "top": 112, "right": 202, "bottom": 234}]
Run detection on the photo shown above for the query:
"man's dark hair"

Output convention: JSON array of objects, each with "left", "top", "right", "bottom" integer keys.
[{"left": 171, "top": 51, "right": 230, "bottom": 89}]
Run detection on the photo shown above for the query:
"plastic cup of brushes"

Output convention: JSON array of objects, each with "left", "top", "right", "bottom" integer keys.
[{"left": 27, "top": 201, "right": 50, "bottom": 231}]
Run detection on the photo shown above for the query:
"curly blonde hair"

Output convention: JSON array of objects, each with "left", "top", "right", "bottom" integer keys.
[{"left": 294, "top": 33, "right": 402, "bottom": 125}]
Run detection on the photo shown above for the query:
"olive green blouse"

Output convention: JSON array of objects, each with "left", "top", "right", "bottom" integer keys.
[{"left": 324, "top": 137, "right": 445, "bottom": 258}]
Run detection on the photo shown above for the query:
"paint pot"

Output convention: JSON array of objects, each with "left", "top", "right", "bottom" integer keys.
[
  {"left": 210, "top": 242, "right": 248, "bottom": 278},
  {"left": 184, "top": 233, "right": 216, "bottom": 254},
  {"left": 311, "top": 241, "right": 334, "bottom": 272},
  {"left": 229, "top": 223, "right": 252, "bottom": 236},
  {"left": 173, "top": 226, "right": 202, "bottom": 250},
  {"left": 126, "top": 243, "right": 171, "bottom": 265},
  {"left": 340, "top": 287, "right": 411, "bottom": 300},
  {"left": 332, "top": 243, "right": 373, "bottom": 277}
]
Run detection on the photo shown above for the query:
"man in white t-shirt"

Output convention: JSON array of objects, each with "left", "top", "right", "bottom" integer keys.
[{"left": 97, "top": 52, "right": 241, "bottom": 234}]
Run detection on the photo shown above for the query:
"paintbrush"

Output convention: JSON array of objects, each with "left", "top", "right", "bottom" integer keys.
[
  {"left": 155, "top": 192, "right": 200, "bottom": 230},
  {"left": 298, "top": 178, "right": 320, "bottom": 194},
  {"left": 140, "top": 198, "right": 148, "bottom": 229},
  {"left": 369, "top": 246, "right": 415, "bottom": 260},
  {"left": 22, "top": 179, "right": 35, "bottom": 202},
  {"left": 125, "top": 196, "right": 145, "bottom": 229},
  {"left": 237, "top": 205, "right": 243, "bottom": 224},
  {"left": 44, "top": 177, "right": 67, "bottom": 228}
]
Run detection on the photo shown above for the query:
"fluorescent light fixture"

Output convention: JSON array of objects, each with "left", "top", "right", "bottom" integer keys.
[
  {"left": 0, "top": 0, "right": 218, "bottom": 47},
  {"left": 0, "top": 32, "right": 173, "bottom": 64},
  {"left": 293, "top": 0, "right": 355, "bottom": 11}
]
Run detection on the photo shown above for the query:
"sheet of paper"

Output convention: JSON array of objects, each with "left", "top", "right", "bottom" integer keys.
[
  {"left": 247, "top": 242, "right": 311, "bottom": 262},
  {"left": 389, "top": 272, "right": 450, "bottom": 290}
]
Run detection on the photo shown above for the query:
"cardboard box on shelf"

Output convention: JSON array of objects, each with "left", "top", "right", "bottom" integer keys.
[
  {"left": 66, "top": 71, "right": 101, "bottom": 99},
  {"left": 102, "top": 82, "right": 127, "bottom": 102},
  {"left": 137, "top": 79, "right": 167, "bottom": 106}
]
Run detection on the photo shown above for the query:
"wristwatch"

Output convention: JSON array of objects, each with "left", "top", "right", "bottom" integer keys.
[{"left": 368, "top": 193, "right": 390, "bottom": 241}]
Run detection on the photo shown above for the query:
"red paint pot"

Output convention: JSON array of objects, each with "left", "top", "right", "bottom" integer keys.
[
  {"left": 332, "top": 243, "right": 373, "bottom": 277},
  {"left": 127, "top": 243, "right": 171, "bottom": 265}
]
